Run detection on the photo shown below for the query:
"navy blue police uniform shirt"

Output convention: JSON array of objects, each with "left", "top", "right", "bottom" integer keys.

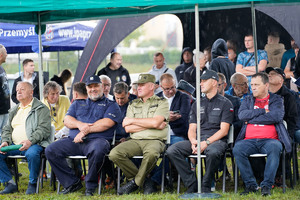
[
  {"left": 66, "top": 96, "right": 121, "bottom": 141},
  {"left": 189, "top": 93, "right": 234, "bottom": 142}
]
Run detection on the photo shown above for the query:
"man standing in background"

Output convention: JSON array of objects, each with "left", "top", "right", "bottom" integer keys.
[{"left": 0, "top": 44, "right": 10, "bottom": 139}]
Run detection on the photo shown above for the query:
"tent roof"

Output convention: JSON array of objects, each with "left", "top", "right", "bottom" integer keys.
[{"left": 1, "top": 0, "right": 300, "bottom": 24}]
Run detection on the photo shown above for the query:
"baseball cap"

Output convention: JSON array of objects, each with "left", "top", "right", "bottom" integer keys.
[
  {"left": 200, "top": 70, "right": 219, "bottom": 81},
  {"left": 265, "top": 67, "right": 285, "bottom": 79},
  {"left": 85, "top": 75, "right": 101, "bottom": 85},
  {"left": 177, "top": 80, "right": 195, "bottom": 94},
  {"left": 136, "top": 73, "right": 156, "bottom": 84}
]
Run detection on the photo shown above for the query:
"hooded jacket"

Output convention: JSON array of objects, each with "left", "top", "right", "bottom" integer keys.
[
  {"left": 175, "top": 47, "right": 194, "bottom": 82},
  {"left": 236, "top": 93, "right": 291, "bottom": 153},
  {"left": 210, "top": 38, "right": 235, "bottom": 90},
  {"left": 1, "top": 98, "right": 52, "bottom": 147},
  {"left": 265, "top": 43, "right": 286, "bottom": 68}
]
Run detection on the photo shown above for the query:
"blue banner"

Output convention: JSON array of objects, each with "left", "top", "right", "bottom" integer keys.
[{"left": 0, "top": 22, "right": 94, "bottom": 53}]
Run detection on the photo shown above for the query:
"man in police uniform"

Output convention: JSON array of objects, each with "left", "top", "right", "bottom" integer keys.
[
  {"left": 45, "top": 75, "right": 121, "bottom": 196},
  {"left": 109, "top": 73, "right": 169, "bottom": 195},
  {"left": 167, "top": 70, "right": 234, "bottom": 193}
]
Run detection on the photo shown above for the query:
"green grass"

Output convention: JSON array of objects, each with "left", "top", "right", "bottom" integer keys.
[{"left": 2, "top": 161, "right": 300, "bottom": 199}]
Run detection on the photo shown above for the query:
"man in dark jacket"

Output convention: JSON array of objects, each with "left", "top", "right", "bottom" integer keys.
[
  {"left": 266, "top": 67, "right": 298, "bottom": 137},
  {"left": 233, "top": 72, "right": 291, "bottom": 196},
  {"left": 210, "top": 38, "right": 235, "bottom": 90},
  {"left": 175, "top": 47, "right": 193, "bottom": 82},
  {"left": 0, "top": 44, "right": 10, "bottom": 139},
  {"left": 97, "top": 52, "right": 131, "bottom": 94}
]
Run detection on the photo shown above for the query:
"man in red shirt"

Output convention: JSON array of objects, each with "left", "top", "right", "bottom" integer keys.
[{"left": 233, "top": 72, "right": 291, "bottom": 196}]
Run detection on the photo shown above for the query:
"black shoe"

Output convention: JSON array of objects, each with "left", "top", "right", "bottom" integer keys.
[
  {"left": 0, "top": 183, "right": 18, "bottom": 194},
  {"left": 261, "top": 186, "right": 271, "bottom": 196},
  {"left": 240, "top": 185, "right": 259, "bottom": 195},
  {"left": 185, "top": 181, "right": 197, "bottom": 194},
  {"left": 85, "top": 188, "right": 95, "bottom": 196},
  {"left": 118, "top": 179, "right": 139, "bottom": 195},
  {"left": 201, "top": 186, "right": 212, "bottom": 193},
  {"left": 143, "top": 178, "right": 157, "bottom": 195},
  {"left": 59, "top": 180, "right": 83, "bottom": 194},
  {"left": 25, "top": 183, "right": 37, "bottom": 195}
]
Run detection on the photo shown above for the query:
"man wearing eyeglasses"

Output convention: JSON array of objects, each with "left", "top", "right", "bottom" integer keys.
[
  {"left": 144, "top": 73, "right": 191, "bottom": 194},
  {"left": 225, "top": 72, "right": 252, "bottom": 102},
  {"left": 46, "top": 75, "right": 121, "bottom": 196}
]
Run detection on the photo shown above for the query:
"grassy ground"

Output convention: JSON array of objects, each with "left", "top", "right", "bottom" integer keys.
[{"left": 1, "top": 160, "right": 300, "bottom": 200}]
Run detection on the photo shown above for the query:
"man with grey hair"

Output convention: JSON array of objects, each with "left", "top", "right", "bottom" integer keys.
[
  {"left": 183, "top": 51, "right": 206, "bottom": 91},
  {"left": 0, "top": 44, "right": 10, "bottom": 139},
  {"left": 99, "top": 75, "right": 113, "bottom": 100},
  {"left": 46, "top": 75, "right": 121, "bottom": 196},
  {"left": 42, "top": 81, "right": 70, "bottom": 133},
  {"left": 0, "top": 81, "right": 51, "bottom": 195},
  {"left": 225, "top": 72, "right": 252, "bottom": 102}
]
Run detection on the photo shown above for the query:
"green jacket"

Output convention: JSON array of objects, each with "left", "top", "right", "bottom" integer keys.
[{"left": 1, "top": 98, "right": 51, "bottom": 147}]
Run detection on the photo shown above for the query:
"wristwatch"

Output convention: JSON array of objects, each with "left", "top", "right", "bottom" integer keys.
[{"left": 205, "top": 139, "right": 211, "bottom": 145}]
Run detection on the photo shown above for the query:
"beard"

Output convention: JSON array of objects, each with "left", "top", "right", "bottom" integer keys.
[{"left": 88, "top": 93, "right": 101, "bottom": 101}]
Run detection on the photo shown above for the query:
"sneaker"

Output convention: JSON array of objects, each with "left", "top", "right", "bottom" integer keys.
[
  {"left": 143, "top": 178, "right": 157, "bottom": 195},
  {"left": 240, "top": 185, "right": 258, "bottom": 195},
  {"left": 0, "top": 183, "right": 18, "bottom": 194},
  {"left": 211, "top": 180, "right": 216, "bottom": 192},
  {"left": 261, "top": 186, "right": 271, "bottom": 196},
  {"left": 25, "top": 183, "right": 37, "bottom": 195},
  {"left": 118, "top": 179, "right": 139, "bottom": 195}
]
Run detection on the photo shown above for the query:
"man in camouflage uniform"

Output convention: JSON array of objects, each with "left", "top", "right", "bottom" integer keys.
[{"left": 109, "top": 73, "right": 169, "bottom": 195}]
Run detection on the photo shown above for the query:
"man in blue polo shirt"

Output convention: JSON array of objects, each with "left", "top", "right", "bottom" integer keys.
[{"left": 45, "top": 75, "right": 121, "bottom": 196}]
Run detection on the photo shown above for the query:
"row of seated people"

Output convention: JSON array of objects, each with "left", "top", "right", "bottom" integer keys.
[{"left": 0, "top": 70, "right": 296, "bottom": 197}]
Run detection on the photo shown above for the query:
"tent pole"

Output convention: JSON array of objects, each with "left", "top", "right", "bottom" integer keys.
[
  {"left": 195, "top": 3, "right": 201, "bottom": 195},
  {"left": 57, "top": 51, "right": 60, "bottom": 74},
  {"left": 37, "top": 12, "right": 44, "bottom": 100},
  {"left": 251, "top": 1, "right": 258, "bottom": 72},
  {"left": 18, "top": 53, "right": 21, "bottom": 75},
  {"left": 179, "top": 5, "right": 222, "bottom": 199}
]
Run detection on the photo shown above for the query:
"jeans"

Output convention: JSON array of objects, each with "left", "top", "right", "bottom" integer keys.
[
  {"left": 0, "top": 144, "right": 43, "bottom": 184},
  {"left": 233, "top": 139, "right": 282, "bottom": 189},
  {"left": 0, "top": 113, "right": 8, "bottom": 137},
  {"left": 46, "top": 137, "right": 110, "bottom": 190},
  {"left": 151, "top": 135, "right": 185, "bottom": 185}
]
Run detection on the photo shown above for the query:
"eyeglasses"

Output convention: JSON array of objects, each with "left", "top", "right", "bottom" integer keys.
[{"left": 161, "top": 86, "right": 176, "bottom": 92}]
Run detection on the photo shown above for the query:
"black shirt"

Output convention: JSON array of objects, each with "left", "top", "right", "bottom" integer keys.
[{"left": 189, "top": 93, "right": 233, "bottom": 142}]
